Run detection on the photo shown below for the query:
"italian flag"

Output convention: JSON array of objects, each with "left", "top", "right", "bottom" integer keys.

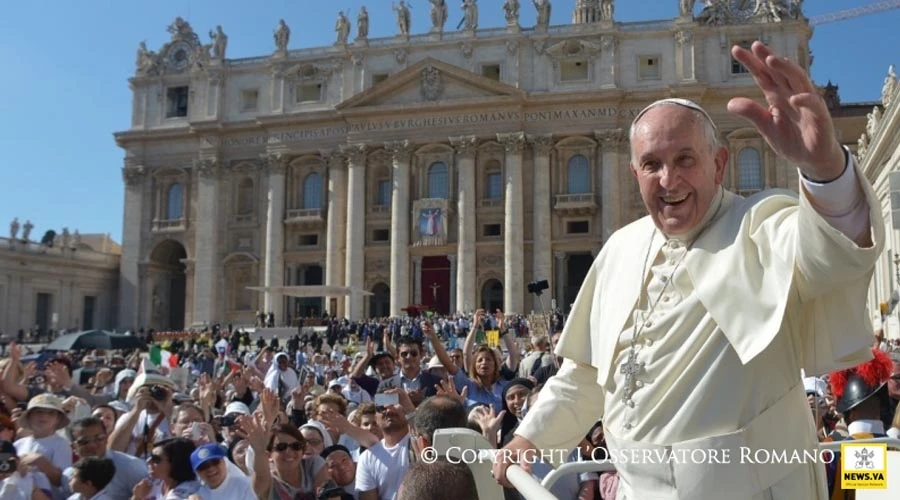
[{"left": 150, "top": 345, "right": 178, "bottom": 368}]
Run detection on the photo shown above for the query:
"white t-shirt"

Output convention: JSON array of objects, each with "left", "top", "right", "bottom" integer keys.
[
  {"left": 354, "top": 435, "right": 411, "bottom": 500},
  {"left": 114, "top": 410, "right": 171, "bottom": 457},
  {"left": 195, "top": 466, "right": 254, "bottom": 500},
  {"left": 149, "top": 479, "right": 201, "bottom": 500},
  {"left": 14, "top": 433, "right": 72, "bottom": 479},
  {"left": 0, "top": 470, "right": 51, "bottom": 500}
]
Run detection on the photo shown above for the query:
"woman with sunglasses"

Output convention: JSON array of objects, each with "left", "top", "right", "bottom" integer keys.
[
  {"left": 131, "top": 438, "right": 199, "bottom": 500},
  {"left": 243, "top": 415, "right": 331, "bottom": 500}
]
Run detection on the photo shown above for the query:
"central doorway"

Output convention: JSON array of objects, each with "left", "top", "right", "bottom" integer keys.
[
  {"left": 149, "top": 240, "right": 187, "bottom": 330},
  {"left": 420, "top": 256, "right": 451, "bottom": 314}
]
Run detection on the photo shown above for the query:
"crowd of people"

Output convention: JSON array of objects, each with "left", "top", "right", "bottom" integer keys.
[{"left": 2, "top": 300, "right": 898, "bottom": 500}]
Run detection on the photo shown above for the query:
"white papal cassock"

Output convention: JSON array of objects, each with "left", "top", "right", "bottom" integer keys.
[{"left": 515, "top": 151, "right": 884, "bottom": 500}]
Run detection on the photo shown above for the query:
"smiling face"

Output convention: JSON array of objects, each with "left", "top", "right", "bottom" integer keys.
[
  {"left": 505, "top": 385, "right": 530, "bottom": 418},
  {"left": 325, "top": 450, "right": 355, "bottom": 487},
  {"left": 27, "top": 408, "right": 61, "bottom": 437},
  {"left": 630, "top": 104, "right": 727, "bottom": 237},
  {"left": 196, "top": 457, "right": 227, "bottom": 489},
  {"left": 147, "top": 446, "right": 170, "bottom": 481}
]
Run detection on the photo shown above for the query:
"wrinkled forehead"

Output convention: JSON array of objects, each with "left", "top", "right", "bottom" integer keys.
[{"left": 632, "top": 98, "right": 717, "bottom": 135}]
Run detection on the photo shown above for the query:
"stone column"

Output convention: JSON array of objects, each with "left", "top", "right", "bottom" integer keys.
[
  {"left": 498, "top": 132, "right": 527, "bottom": 314},
  {"left": 448, "top": 254, "right": 457, "bottom": 313},
  {"left": 555, "top": 251, "right": 567, "bottom": 309},
  {"left": 596, "top": 128, "right": 627, "bottom": 238},
  {"left": 191, "top": 158, "right": 220, "bottom": 327},
  {"left": 450, "top": 136, "right": 478, "bottom": 313},
  {"left": 413, "top": 256, "right": 423, "bottom": 304},
  {"left": 528, "top": 134, "right": 554, "bottom": 313},
  {"left": 263, "top": 153, "right": 288, "bottom": 325},
  {"left": 341, "top": 144, "right": 368, "bottom": 320},
  {"left": 323, "top": 151, "right": 348, "bottom": 316},
  {"left": 118, "top": 165, "right": 147, "bottom": 329},
  {"left": 675, "top": 29, "right": 696, "bottom": 82},
  {"left": 387, "top": 140, "right": 413, "bottom": 316}
]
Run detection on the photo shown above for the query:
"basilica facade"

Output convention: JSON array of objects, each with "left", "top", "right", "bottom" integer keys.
[{"left": 116, "top": 1, "right": 820, "bottom": 330}]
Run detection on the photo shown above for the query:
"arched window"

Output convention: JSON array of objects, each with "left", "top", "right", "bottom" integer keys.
[
  {"left": 237, "top": 178, "right": 254, "bottom": 215},
  {"left": 737, "top": 148, "right": 763, "bottom": 193},
  {"left": 166, "top": 183, "right": 183, "bottom": 220},
  {"left": 566, "top": 155, "right": 590, "bottom": 194},
  {"left": 303, "top": 173, "right": 322, "bottom": 209},
  {"left": 427, "top": 162, "right": 449, "bottom": 199}
]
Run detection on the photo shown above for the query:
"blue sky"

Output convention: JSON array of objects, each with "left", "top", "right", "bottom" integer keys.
[{"left": 1, "top": 0, "right": 897, "bottom": 244}]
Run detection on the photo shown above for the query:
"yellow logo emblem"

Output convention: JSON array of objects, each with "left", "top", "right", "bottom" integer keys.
[{"left": 841, "top": 443, "right": 888, "bottom": 490}]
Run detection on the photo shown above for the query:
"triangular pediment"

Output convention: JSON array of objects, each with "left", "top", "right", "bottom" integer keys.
[{"left": 336, "top": 57, "right": 525, "bottom": 111}]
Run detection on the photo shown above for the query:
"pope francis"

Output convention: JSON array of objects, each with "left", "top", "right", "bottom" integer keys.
[{"left": 492, "top": 41, "right": 885, "bottom": 499}]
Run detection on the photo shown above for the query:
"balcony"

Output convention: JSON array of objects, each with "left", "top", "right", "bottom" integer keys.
[
  {"left": 151, "top": 218, "right": 186, "bottom": 232},
  {"left": 284, "top": 208, "right": 325, "bottom": 227},
  {"left": 554, "top": 193, "right": 597, "bottom": 216},
  {"left": 481, "top": 198, "right": 504, "bottom": 209},
  {"left": 370, "top": 205, "right": 390, "bottom": 218}
]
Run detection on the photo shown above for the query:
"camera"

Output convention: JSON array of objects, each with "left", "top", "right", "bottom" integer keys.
[
  {"left": 527, "top": 280, "right": 549, "bottom": 295},
  {"left": 218, "top": 414, "right": 237, "bottom": 428},
  {"left": 149, "top": 385, "right": 169, "bottom": 401},
  {"left": 0, "top": 459, "right": 17, "bottom": 473},
  {"left": 318, "top": 480, "right": 345, "bottom": 500}
]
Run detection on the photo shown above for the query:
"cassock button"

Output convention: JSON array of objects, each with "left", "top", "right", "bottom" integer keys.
[
  {"left": 644, "top": 321, "right": 653, "bottom": 328},
  {"left": 635, "top": 380, "right": 644, "bottom": 388},
  {"left": 662, "top": 295, "right": 671, "bottom": 303},
  {"left": 624, "top": 423, "right": 633, "bottom": 430},
  {"left": 645, "top": 339, "right": 653, "bottom": 347},
  {"left": 660, "top": 275, "right": 668, "bottom": 283}
]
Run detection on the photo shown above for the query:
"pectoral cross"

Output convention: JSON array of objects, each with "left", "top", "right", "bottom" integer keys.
[{"left": 619, "top": 348, "right": 644, "bottom": 405}]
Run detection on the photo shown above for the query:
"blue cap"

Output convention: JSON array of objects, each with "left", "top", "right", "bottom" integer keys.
[{"left": 190, "top": 443, "right": 227, "bottom": 471}]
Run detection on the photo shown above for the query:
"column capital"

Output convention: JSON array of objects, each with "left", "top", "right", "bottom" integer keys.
[
  {"left": 497, "top": 132, "right": 527, "bottom": 154},
  {"left": 412, "top": 255, "right": 423, "bottom": 265},
  {"left": 319, "top": 150, "right": 346, "bottom": 169},
  {"left": 193, "top": 157, "right": 220, "bottom": 178},
  {"left": 121, "top": 165, "right": 147, "bottom": 186},
  {"left": 385, "top": 140, "right": 413, "bottom": 161},
  {"left": 260, "top": 152, "right": 290, "bottom": 175},
  {"left": 675, "top": 29, "right": 693, "bottom": 46},
  {"left": 594, "top": 128, "right": 628, "bottom": 147},
  {"left": 339, "top": 143, "right": 368, "bottom": 165},
  {"left": 447, "top": 254, "right": 457, "bottom": 263},
  {"left": 450, "top": 136, "right": 478, "bottom": 159},
  {"left": 554, "top": 250, "right": 567, "bottom": 260},
  {"left": 528, "top": 134, "right": 554, "bottom": 156}
]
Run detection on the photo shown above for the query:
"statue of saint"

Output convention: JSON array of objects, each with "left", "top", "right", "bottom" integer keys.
[
  {"left": 136, "top": 42, "right": 159, "bottom": 75},
  {"left": 10, "top": 218, "right": 19, "bottom": 240},
  {"left": 533, "top": 0, "right": 551, "bottom": 30},
  {"left": 22, "top": 220, "right": 33, "bottom": 242},
  {"left": 61, "top": 228, "right": 70, "bottom": 249},
  {"left": 462, "top": 0, "right": 479, "bottom": 30},
  {"left": 72, "top": 230, "right": 81, "bottom": 250},
  {"left": 335, "top": 11, "right": 350, "bottom": 44},
  {"left": 503, "top": 0, "right": 520, "bottom": 25},
  {"left": 274, "top": 19, "right": 290, "bottom": 52},
  {"left": 680, "top": 0, "right": 696, "bottom": 17},
  {"left": 882, "top": 65, "right": 897, "bottom": 108},
  {"left": 357, "top": 7, "right": 369, "bottom": 39},
  {"left": 209, "top": 25, "right": 227, "bottom": 59},
  {"left": 429, "top": 0, "right": 448, "bottom": 32},
  {"left": 393, "top": 1, "right": 411, "bottom": 35},
  {"left": 600, "top": 0, "right": 614, "bottom": 21}
]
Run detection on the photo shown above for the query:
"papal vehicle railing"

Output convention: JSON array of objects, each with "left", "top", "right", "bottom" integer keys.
[{"left": 432, "top": 429, "right": 900, "bottom": 500}]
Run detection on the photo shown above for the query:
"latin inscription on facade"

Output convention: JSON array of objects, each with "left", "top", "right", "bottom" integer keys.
[{"left": 222, "top": 106, "right": 641, "bottom": 148}]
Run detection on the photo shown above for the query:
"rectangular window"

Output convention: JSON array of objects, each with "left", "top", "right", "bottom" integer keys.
[
  {"left": 567, "top": 220, "right": 590, "bottom": 234},
  {"left": 376, "top": 179, "right": 391, "bottom": 206},
  {"left": 372, "top": 73, "right": 390, "bottom": 86},
  {"left": 166, "top": 86, "right": 189, "bottom": 118},
  {"left": 481, "top": 64, "right": 501, "bottom": 81},
  {"left": 299, "top": 234, "right": 319, "bottom": 246},
  {"left": 483, "top": 224, "right": 502, "bottom": 237},
  {"left": 486, "top": 172, "right": 502, "bottom": 199},
  {"left": 731, "top": 41, "right": 752, "bottom": 75},
  {"left": 83, "top": 296, "right": 96, "bottom": 330},
  {"left": 372, "top": 229, "right": 390, "bottom": 242},
  {"left": 297, "top": 83, "right": 322, "bottom": 103},
  {"left": 638, "top": 56, "right": 660, "bottom": 80},
  {"left": 240, "top": 89, "right": 259, "bottom": 111},
  {"left": 560, "top": 61, "right": 589, "bottom": 82}
]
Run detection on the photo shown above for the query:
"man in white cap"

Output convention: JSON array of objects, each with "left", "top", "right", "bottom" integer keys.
[{"left": 494, "top": 41, "right": 884, "bottom": 499}]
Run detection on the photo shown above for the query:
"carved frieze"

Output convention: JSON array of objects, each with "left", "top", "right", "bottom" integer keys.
[
  {"left": 480, "top": 254, "right": 503, "bottom": 267},
  {"left": 421, "top": 66, "right": 444, "bottom": 101},
  {"left": 546, "top": 39, "right": 602, "bottom": 60}
]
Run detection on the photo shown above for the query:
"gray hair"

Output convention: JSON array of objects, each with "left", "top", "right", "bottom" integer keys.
[{"left": 629, "top": 99, "right": 720, "bottom": 163}]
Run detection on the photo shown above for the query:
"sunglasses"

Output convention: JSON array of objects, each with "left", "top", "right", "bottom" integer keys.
[
  {"left": 399, "top": 351, "right": 419, "bottom": 358},
  {"left": 197, "top": 458, "right": 222, "bottom": 472},
  {"left": 273, "top": 442, "right": 304, "bottom": 452},
  {"left": 148, "top": 454, "right": 165, "bottom": 465},
  {"left": 75, "top": 435, "right": 107, "bottom": 447}
]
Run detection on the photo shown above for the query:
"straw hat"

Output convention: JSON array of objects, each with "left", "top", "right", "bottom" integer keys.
[{"left": 22, "top": 393, "right": 69, "bottom": 431}]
